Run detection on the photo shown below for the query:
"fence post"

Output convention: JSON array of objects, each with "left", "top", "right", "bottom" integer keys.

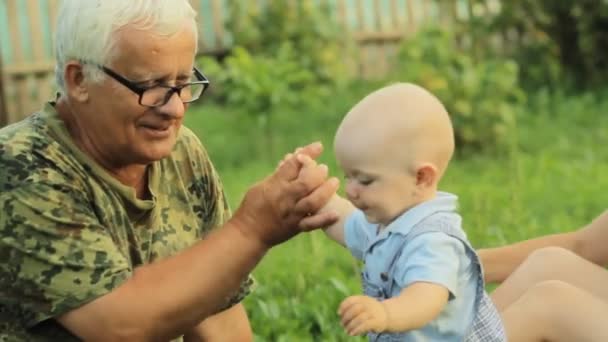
[{"left": 0, "top": 56, "right": 7, "bottom": 127}]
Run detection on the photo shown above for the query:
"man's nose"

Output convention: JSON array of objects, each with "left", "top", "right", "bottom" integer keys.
[{"left": 156, "top": 91, "right": 186, "bottom": 119}]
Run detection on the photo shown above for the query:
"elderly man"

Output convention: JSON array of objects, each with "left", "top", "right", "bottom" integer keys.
[{"left": 0, "top": 1, "right": 338, "bottom": 341}]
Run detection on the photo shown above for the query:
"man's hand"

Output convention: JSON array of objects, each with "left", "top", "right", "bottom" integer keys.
[
  {"left": 338, "top": 295, "right": 389, "bottom": 336},
  {"left": 231, "top": 142, "right": 339, "bottom": 247},
  {"left": 277, "top": 146, "right": 346, "bottom": 231}
]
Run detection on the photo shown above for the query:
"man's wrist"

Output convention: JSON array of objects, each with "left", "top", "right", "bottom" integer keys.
[{"left": 227, "top": 214, "right": 273, "bottom": 251}]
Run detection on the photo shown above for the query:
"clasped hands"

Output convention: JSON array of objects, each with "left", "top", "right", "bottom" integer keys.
[
  {"left": 276, "top": 146, "right": 391, "bottom": 336},
  {"left": 232, "top": 143, "right": 389, "bottom": 336},
  {"left": 231, "top": 142, "right": 340, "bottom": 247}
]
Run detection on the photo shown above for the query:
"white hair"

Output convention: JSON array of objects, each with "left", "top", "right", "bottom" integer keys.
[{"left": 54, "top": 0, "right": 198, "bottom": 92}]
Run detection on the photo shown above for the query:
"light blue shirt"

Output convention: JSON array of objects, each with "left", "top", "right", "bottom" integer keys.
[{"left": 345, "top": 192, "right": 478, "bottom": 341}]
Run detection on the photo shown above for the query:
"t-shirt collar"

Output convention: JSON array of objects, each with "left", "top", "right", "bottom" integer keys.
[{"left": 383, "top": 191, "right": 458, "bottom": 237}]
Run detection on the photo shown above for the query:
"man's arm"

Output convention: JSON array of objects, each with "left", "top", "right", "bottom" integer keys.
[
  {"left": 57, "top": 143, "right": 340, "bottom": 341},
  {"left": 57, "top": 224, "right": 266, "bottom": 341},
  {"left": 184, "top": 304, "right": 252, "bottom": 342},
  {"left": 479, "top": 210, "right": 608, "bottom": 284}
]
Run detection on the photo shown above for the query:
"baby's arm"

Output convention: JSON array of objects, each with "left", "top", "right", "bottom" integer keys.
[
  {"left": 339, "top": 282, "right": 449, "bottom": 336},
  {"left": 340, "top": 232, "right": 464, "bottom": 336},
  {"left": 383, "top": 282, "right": 449, "bottom": 331},
  {"left": 318, "top": 194, "right": 356, "bottom": 246}
]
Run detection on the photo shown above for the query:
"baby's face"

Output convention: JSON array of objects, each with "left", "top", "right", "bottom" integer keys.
[
  {"left": 334, "top": 82, "right": 451, "bottom": 225},
  {"left": 337, "top": 149, "right": 419, "bottom": 226}
]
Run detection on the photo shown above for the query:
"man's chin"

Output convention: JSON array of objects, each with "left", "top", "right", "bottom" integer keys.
[{"left": 135, "top": 143, "right": 175, "bottom": 164}]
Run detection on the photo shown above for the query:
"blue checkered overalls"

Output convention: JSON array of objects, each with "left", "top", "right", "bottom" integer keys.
[{"left": 361, "top": 213, "right": 507, "bottom": 341}]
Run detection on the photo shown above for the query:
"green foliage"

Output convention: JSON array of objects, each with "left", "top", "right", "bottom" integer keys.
[
  {"left": 199, "top": 44, "right": 319, "bottom": 158},
  {"left": 244, "top": 233, "right": 365, "bottom": 342},
  {"left": 226, "top": 0, "right": 351, "bottom": 85},
  {"left": 490, "top": 0, "right": 608, "bottom": 88},
  {"left": 391, "top": 27, "right": 525, "bottom": 152},
  {"left": 186, "top": 76, "right": 379, "bottom": 167},
  {"left": 200, "top": 45, "right": 316, "bottom": 114},
  {"left": 197, "top": 0, "right": 352, "bottom": 159}
]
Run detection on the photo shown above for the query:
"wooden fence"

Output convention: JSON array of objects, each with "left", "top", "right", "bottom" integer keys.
[
  {"left": 0, "top": 0, "right": 493, "bottom": 126},
  {"left": 0, "top": 56, "right": 6, "bottom": 127}
]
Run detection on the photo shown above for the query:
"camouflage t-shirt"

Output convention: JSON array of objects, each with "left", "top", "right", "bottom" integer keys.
[{"left": 0, "top": 103, "right": 252, "bottom": 341}]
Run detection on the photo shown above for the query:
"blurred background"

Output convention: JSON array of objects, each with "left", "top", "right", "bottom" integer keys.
[{"left": 1, "top": 0, "right": 608, "bottom": 340}]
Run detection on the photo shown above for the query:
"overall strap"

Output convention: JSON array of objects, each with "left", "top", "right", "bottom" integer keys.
[{"left": 384, "top": 212, "right": 467, "bottom": 295}]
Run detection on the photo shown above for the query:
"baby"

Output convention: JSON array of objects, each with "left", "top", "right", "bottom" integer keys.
[{"left": 306, "top": 83, "right": 506, "bottom": 341}]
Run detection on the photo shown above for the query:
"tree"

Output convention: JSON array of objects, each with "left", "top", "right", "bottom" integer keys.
[{"left": 492, "top": 0, "right": 608, "bottom": 88}]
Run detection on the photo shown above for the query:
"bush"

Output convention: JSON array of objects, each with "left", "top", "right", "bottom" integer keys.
[
  {"left": 199, "top": 44, "right": 320, "bottom": 159},
  {"left": 226, "top": 0, "right": 351, "bottom": 86},
  {"left": 197, "top": 1, "right": 353, "bottom": 160},
  {"left": 391, "top": 27, "right": 525, "bottom": 152},
  {"left": 490, "top": 0, "right": 608, "bottom": 88}
]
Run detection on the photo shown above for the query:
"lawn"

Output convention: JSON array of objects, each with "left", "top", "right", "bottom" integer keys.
[{"left": 184, "top": 90, "right": 608, "bottom": 341}]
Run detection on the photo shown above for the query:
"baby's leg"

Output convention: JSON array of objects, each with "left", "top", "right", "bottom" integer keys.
[
  {"left": 502, "top": 280, "right": 608, "bottom": 342},
  {"left": 491, "top": 246, "right": 608, "bottom": 310}
]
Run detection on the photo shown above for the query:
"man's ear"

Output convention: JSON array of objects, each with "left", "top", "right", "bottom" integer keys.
[
  {"left": 63, "top": 61, "right": 90, "bottom": 102},
  {"left": 415, "top": 163, "right": 438, "bottom": 189}
]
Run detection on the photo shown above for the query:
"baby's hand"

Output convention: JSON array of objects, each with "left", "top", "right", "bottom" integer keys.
[
  {"left": 338, "top": 295, "right": 389, "bottom": 336},
  {"left": 276, "top": 147, "right": 315, "bottom": 171},
  {"left": 276, "top": 149, "right": 339, "bottom": 230}
]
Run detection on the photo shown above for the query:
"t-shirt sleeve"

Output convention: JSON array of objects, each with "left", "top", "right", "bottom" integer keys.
[
  {"left": 392, "top": 232, "right": 465, "bottom": 298},
  {"left": 344, "top": 210, "right": 369, "bottom": 261},
  {"left": 0, "top": 181, "right": 131, "bottom": 327}
]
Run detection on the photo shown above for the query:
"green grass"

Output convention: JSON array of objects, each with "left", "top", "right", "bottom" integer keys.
[{"left": 184, "top": 90, "right": 608, "bottom": 341}]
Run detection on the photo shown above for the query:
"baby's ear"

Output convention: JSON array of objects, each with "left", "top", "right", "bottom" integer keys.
[{"left": 415, "top": 163, "right": 438, "bottom": 188}]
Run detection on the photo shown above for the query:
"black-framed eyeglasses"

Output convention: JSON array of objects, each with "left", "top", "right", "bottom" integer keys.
[{"left": 91, "top": 64, "right": 210, "bottom": 108}]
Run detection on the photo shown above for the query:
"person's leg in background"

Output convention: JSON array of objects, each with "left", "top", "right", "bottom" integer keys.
[
  {"left": 502, "top": 279, "right": 608, "bottom": 342},
  {"left": 491, "top": 246, "right": 608, "bottom": 311}
]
